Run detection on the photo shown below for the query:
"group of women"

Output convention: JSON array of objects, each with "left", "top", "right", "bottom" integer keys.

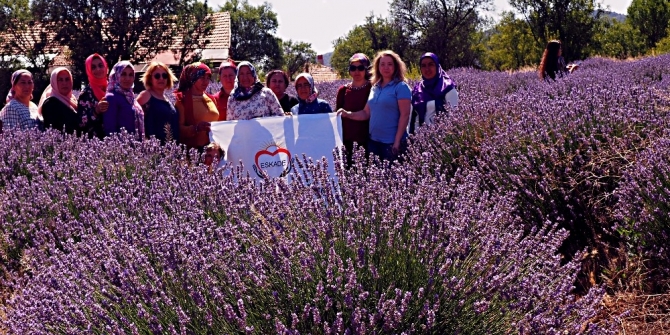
[{"left": 0, "top": 49, "right": 461, "bottom": 164}]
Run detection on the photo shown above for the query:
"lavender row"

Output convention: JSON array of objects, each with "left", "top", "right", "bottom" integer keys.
[{"left": 5, "top": 54, "right": 670, "bottom": 333}]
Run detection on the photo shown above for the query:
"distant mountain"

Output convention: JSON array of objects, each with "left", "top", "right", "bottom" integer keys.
[
  {"left": 601, "top": 10, "right": 626, "bottom": 22},
  {"left": 321, "top": 52, "right": 333, "bottom": 67}
]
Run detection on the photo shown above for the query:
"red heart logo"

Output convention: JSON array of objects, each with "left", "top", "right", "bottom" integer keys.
[{"left": 254, "top": 147, "right": 293, "bottom": 178}]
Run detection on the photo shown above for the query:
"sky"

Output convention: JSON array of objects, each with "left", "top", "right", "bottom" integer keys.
[{"left": 209, "top": 0, "right": 633, "bottom": 55}]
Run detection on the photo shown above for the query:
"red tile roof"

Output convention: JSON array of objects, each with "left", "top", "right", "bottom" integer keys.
[
  {"left": 2, "top": 12, "right": 231, "bottom": 67},
  {"left": 309, "top": 63, "right": 340, "bottom": 82}
]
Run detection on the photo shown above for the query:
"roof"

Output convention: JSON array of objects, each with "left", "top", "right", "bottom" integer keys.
[
  {"left": 2, "top": 12, "right": 231, "bottom": 67},
  {"left": 0, "top": 21, "right": 61, "bottom": 55},
  {"left": 309, "top": 63, "right": 340, "bottom": 82},
  {"left": 207, "top": 12, "right": 231, "bottom": 50}
]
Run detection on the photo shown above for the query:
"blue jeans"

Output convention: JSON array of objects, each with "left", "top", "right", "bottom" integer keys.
[{"left": 368, "top": 139, "right": 407, "bottom": 163}]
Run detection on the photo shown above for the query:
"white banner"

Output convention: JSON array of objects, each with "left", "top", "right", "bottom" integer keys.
[{"left": 210, "top": 114, "right": 343, "bottom": 179}]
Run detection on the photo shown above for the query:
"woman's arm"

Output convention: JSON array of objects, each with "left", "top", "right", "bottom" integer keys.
[
  {"left": 102, "top": 94, "right": 119, "bottom": 136},
  {"left": 136, "top": 90, "right": 151, "bottom": 106},
  {"left": 338, "top": 103, "right": 370, "bottom": 121},
  {"left": 265, "top": 89, "right": 284, "bottom": 117},
  {"left": 393, "top": 99, "right": 411, "bottom": 153},
  {"left": 175, "top": 100, "right": 197, "bottom": 139}
]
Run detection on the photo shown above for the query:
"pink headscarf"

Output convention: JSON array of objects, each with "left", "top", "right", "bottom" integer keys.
[
  {"left": 85, "top": 53, "right": 109, "bottom": 101},
  {"left": 38, "top": 67, "right": 78, "bottom": 113}
]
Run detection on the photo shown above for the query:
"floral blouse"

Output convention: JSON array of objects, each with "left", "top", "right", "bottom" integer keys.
[
  {"left": 76, "top": 85, "right": 105, "bottom": 138},
  {"left": 226, "top": 87, "right": 284, "bottom": 121}
]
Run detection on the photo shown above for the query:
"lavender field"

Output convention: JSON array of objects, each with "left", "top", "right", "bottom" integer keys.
[{"left": 2, "top": 55, "right": 670, "bottom": 334}]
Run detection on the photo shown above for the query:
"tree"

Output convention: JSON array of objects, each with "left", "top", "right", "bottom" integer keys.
[
  {"left": 281, "top": 40, "right": 316, "bottom": 80},
  {"left": 0, "top": 0, "right": 53, "bottom": 105},
  {"left": 627, "top": 0, "right": 670, "bottom": 49},
  {"left": 32, "top": 0, "right": 196, "bottom": 81},
  {"left": 509, "top": 0, "right": 603, "bottom": 62},
  {"left": 481, "top": 12, "right": 542, "bottom": 71},
  {"left": 172, "top": 1, "right": 214, "bottom": 66},
  {"left": 592, "top": 17, "right": 645, "bottom": 59},
  {"left": 330, "top": 15, "right": 409, "bottom": 77},
  {"left": 389, "top": 0, "right": 492, "bottom": 69},
  {"left": 217, "top": 0, "right": 282, "bottom": 71}
]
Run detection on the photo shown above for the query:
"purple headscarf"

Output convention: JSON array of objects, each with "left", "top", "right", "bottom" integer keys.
[
  {"left": 411, "top": 52, "right": 455, "bottom": 117},
  {"left": 107, "top": 61, "right": 144, "bottom": 138}
]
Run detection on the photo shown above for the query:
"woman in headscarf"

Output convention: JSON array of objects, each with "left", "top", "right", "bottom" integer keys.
[
  {"left": 539, "top": 40, "right": 578, "bottom": 81},
  {"left": 77, "top": 53, "right": 110, "bottom": 138},
  {"left": 174, "top": 62, "right": 219, "bottom": 149},
  {"left": 409, "top": 52, "right": 458, "bottom": 133},
  {"left": 266, "top": 69, "right": 298, "bottom": 114},
  {"left": 335, "top": 53, "right": 372, "bottom": 165},
  {"left": 103, "top": 61, "right": 144, "bottom": 138},
  {"left": 136, "top": 61, "right": 179, "bottom": 143},
  {"left": 226, "top": 61, "right": 283, "bottom": 120},
  {"left": 0, "top": 69, "right": 42, "bottom": 131},
  {"left": 339, "top": 50, "right": 412, "bottom": 163},
  {"left": 290, "top": 73, "right": 332, "bottom": 115},
  {"left": 40, "top": 67, "right": 80, "bottom": 134},
  {"left": 213, "top": 60, "right": 236, "bottom": 121}
]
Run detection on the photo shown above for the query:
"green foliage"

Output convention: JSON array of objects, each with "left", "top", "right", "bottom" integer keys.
[
  {"left": 592, "top": 17, "right": 646, "bottom": 59},
  {"left": 627, "top": 0, "right": 670, "bottom": 49},
  {"left": 172, "top": 1, "right": 215, "bottom": 66},
  {"left": 217, "top": 0, "right": 282, "bottom": 71},
  {"left": 389, "top": 0, "right": 491, "bottom": 69},
  {"left": 331, "top": 15, "right": 406, "bottom": 78},
  {"left": 331, "top": 26, "right": 374, "bottom": 78},
  {"left": 280, "top": 39, "right": 316, "bottom": 80},
  {"left": 481, "top": 12, "right": 543, "bottom": 71},
  {"left": 0, "top": 0, "right": 51, "bottom": 102},
  {"left": 509, "top": 0, "right": 602, "bottom": 62},
  {"left": 31, "top": 0, "right": 208, "bottom": 83},
  {"left": 654, "top": 30, "right": 670, "bottom": 55}
]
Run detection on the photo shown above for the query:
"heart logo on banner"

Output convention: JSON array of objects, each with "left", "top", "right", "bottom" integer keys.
[{"left": 253, "top": 145, "right": 293, "bottom": 178}]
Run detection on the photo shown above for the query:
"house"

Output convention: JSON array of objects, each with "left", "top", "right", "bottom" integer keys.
[
  {"left": 1, "top": 12, "right": 231, "bottom": 74},
  {"left": 141, "top": 12, "right": 231, "bottom": 71},
  {"left": 307, "top": 63, "right": 339, "bottom": 82}
]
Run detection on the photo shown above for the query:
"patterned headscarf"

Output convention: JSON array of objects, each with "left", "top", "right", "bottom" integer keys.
[
  {"left": 6, "top": 69, "right": 32, "bottom": 103},
  {"left": 174, "top": 62, "right": 213, "bottom": 127},
  {"left": 38, "top": 67, "right": 78, "bottom": 113},
  {"left": 107, "top": 61, "right": 144, "bottom": 138},
  {"left": 411, "top": 52, "right": 455, "bottom": 117},
  {"left": 85, "top": 53, "right": 109, "bottom": 101},
  {"left": 232, "top": 61, "right": 264, "bottom": 101},
  {"left": 176, "top": 62, "right": 211, "bottom": 93},
  {"left": 294, "top": 72, "right": 319, "bottom": 103}
]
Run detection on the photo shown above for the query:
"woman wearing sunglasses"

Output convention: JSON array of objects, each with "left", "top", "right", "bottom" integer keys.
[
  {"left": 335, "top": 53, "right": 372, "bottom": 165},
  {"left": 77, "top": 53, "right": 110, "bottom": 138},
  {"left": 136, "top": 62, "right": 179, "bottom": 143},
  {"left": 339, "top": 50, "right": 411, "bottom": 163}
]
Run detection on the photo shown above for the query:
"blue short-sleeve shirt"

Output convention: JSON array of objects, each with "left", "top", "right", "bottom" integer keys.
[{"left": 368, "top": 79, "right": 412, "bottom": 143}]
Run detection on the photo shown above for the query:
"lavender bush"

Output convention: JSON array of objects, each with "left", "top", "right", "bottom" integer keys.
[
  {"left": 9, "top": 54, "right": 670, "bottom": 333},
  {"left": 0, "top": 130, "right": 614, "bottom": 334},
  {"left": 616, "top": 135, "right": 670, "bottom": 283}
]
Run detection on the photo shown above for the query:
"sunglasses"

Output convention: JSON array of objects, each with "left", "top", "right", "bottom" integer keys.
[
  {"left": 349, "top": 65, "right": 367, "bottom": 72},
  {"left": 153, "top": 72, "right": 169, "bottom": 80}
]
